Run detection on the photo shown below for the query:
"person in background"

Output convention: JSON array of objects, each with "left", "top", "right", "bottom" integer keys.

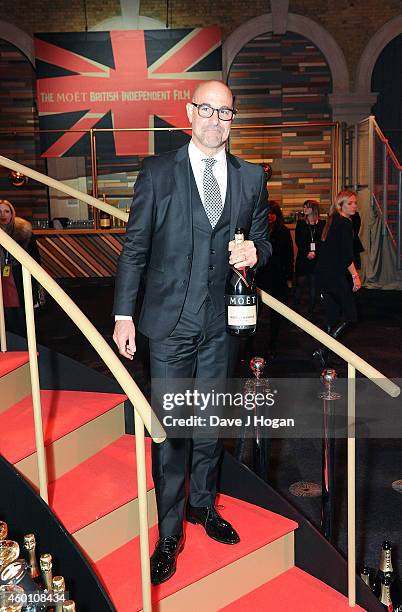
[
  {"left": 313, "top": 190, "right": 361, "bottom": 367},
  {"left": 256, "top": 201, "right": 293, "bottom": 358},
  {"left": 0, "top": 199, "right": 41, "bottom": 336},
  {"left": 294, "top": 199, "right": 325, "bottom": 317}
]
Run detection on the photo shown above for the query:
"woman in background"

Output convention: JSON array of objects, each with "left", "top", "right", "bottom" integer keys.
[
  {"left": 0, "top": 199, "right": 41, "bottom": 336},
  {"left": 295, "top": 199, "right": 325, "bottom": 316},
  {"left": 256, "top": 201, "right": 294, "bottom": 358},
  {"left": 313, "top": 190, "right": 361, "bottom": 367}
]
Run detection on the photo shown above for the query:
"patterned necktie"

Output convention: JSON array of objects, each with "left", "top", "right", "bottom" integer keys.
[{"left": 202, "top": 157, "right": 223, "bottom": 228}]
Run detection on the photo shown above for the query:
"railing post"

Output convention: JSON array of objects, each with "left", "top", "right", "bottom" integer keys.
[
  {"left": 332, "top": 122, "right": 340, "bottom": 198},
  {"left": 382, "top": 140, "right": 388, "bottom": 236},
  {"left": 22, "top": 267, "right": 48, "bottom": 503},
  {"left": 398, "top": 168, "right": 402, "bottom": 271},
  {"left": 134, "top": 409, "right": 152, "bottom": 612},
  {"left": 90, "top": 128, "right": 99, "bottom": 229},
  {"left": 353, "top": 123, "right": 359, "bottom": 192},
  {"left": 341, "top": 122, "right": 347, "bottom": 190},
  {"left": 368, "top": 116, "right": 374, "bottom": 207},
  {"left": 0, "top": 271, "right": 7, "bottom": 352},
  {"left": 347, "top": 363, "right": 356, "bottom": 607}
]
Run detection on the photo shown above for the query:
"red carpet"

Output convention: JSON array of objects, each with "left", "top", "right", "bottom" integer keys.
[
  {"left": 0, "top": 351, "right": 29, "bottom": 377},
  {"left": 0, "top": 390, "right": 126, "bottom": 463},
  {"left": 220, "top": 566, "right": 365, "bottom": 611},
  {"left": 95, "top": 494, "right": 297, "bottom": 611},
  {"left": 49, "top": 435, "right": 153, "bottom": 533}
]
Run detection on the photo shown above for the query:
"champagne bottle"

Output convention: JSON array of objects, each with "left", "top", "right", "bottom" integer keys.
[
  {"left": 53, "top": 576, "right": 65, "bottom": 612},
  {"left": 225, "top": 227, "right": 257, "bottom": 337},
  {"left": 0, "top": 559, "right": 46, "bottom": 611},
  {"left": 100, "top": 194, "right": 111, "bottom": 229},
  {"left": 23, "top": 534, "right": 40, "bottom": 581},
  {"left": 0, "top": 521, "right": 7, "bottom": 540},
  {"left": 379, "top": 576, "right": 394, "bottom": 610},
  {"left": 360, "top": 566, "right": 371, "bottom": 588},
  {"left": 374, "top": 541, "right": 395, "bottom": 596},
  {"left": 40, "top": 553, "right": 53, "bottom": 591},
  {"left": 62, "top": 601, "right": 76, "bottom": 611}
]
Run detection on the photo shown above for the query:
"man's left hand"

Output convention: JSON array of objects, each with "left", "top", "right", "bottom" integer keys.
[{"left": 228, "top": 240, "right": 258, "bottom": 269}]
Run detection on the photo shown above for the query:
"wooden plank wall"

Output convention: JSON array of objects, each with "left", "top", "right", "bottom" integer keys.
[
  {"left": 228, "top": 31, "right": 333, "bottom": 215},
  {"left": 0, "top": 40, "right": 48, "bottom": 221}
]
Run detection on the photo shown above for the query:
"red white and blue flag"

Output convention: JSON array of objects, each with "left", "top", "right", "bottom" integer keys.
[{"left": 34, "top": 28, "right": 222, "bottom": 157}]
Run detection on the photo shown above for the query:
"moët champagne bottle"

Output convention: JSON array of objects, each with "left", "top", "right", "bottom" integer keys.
[
  {"left": 373, "top": 541, "right": 400, "bottom": 607},
  {"left": 23, "top": 534, "right": 40, "bottom": 581},
  {"left": 225, "top": 227, "right": 257, "bottom": 337},
  {"left": 100, "top": 194, "right": 111, "bottom": 229},
  {"left": 360, "top": 566, "right": 371, "bottom": 588}
]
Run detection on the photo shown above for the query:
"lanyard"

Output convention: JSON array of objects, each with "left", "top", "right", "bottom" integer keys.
[{"left": 307, "top": 222, "right": 316, "bottom": 243}]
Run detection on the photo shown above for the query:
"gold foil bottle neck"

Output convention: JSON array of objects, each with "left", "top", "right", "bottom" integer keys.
[
  {"left": 23, "top": 534, "right": 36, "bottom": 550},
  {"left": 379, "top": 547, "right": 393, "bottom": 574},
  {"left": 0, "top": 521, "right": 8, "bottom": 540},
  {"left": 53, "top": 575, "right": 65, "bottom": 591},
  {"left": 40, "top": 553, "right": 52, "bottom": 571},
  {"left": 0, "top": 521, "right": 7, "bottom": 540},
  {"left": 379, "top": 580, "right": 392, "bottom": 605}
]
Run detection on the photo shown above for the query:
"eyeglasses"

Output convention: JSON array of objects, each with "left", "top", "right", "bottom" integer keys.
[{"left": 191, "top": 102, "right": 236, "bottom": 121}]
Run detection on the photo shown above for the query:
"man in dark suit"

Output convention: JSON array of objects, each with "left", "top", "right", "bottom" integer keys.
[{"left": 113, "top": 80, "right": 271, "bottom": 585}]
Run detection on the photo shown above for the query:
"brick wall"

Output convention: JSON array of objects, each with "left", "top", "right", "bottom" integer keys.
[
  {"left": 0, "top": 0, "right": 120, "bottom": 34},
  {"left": 0, "top": 0, "right": 400, "bottom": 83}
]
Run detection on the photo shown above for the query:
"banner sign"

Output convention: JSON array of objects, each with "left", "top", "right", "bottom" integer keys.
[{"left": 34, "top": 27, "right": 222, "bottom": 157}]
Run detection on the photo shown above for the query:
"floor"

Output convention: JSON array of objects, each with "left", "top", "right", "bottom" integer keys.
[{"left": 33, "top": 280, "right": 402, "bottom": 585}]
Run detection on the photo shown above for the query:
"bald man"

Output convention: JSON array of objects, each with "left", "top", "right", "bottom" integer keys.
[{"left": 113, "top": 80, "right": 271, "bottom": 585}]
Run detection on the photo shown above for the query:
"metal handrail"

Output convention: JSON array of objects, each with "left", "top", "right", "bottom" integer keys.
[
  {"left": 1, "top": 155, "right": 399, "bottom": 610},
  {"left": 0, "top": 155, "right": 128, "bottom": 223},
  {"left": 259, "top": 289, "right": 399, "bottom": 607},
  {"left": 259, "top": 290, "right": 399, "bottom": 397},
  {"left": 0, "top": 225, "right": 165, "bottom": 612}
]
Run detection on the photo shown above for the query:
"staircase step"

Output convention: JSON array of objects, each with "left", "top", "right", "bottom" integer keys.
[
  {"left": 0, "top": 352, "right": 31, "bottom": 414},
  {"left": 0, "top": 351, "right": 29, "bottom": 376},
  {"left": 0, "top": 390, "right": 126, "bottom": 484},
  {"left": 49, "top": 434, "right": 153, "bottom": 533},
  {"left": 96, "top": 494, "right": 297, "bottom": 611},
  {"left": 220, "top": 566, "right": 365, "bottom": 611},
  {"left": 49, "top": 435, "right": 156, "bottom": 561}
]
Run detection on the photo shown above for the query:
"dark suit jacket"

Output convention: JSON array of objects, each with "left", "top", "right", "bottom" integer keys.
[{"left": 113, "top": 143, "right": 271, "bottom": 340}]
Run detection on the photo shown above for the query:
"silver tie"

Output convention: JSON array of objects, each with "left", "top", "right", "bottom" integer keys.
[{"left": 202, "top": 158, "right": 223, "bottom": 228}]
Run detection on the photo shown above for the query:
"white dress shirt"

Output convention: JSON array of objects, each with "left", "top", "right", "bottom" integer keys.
[
  {"left": 115, "top": 140, "right": 228, "bottom": 321},
  {"left": 188, "top": 139, "right": 227, "bottom": 204}
]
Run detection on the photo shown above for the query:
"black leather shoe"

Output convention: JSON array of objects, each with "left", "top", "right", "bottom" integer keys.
[
  {"left": 150, "top": 535, "right": 184, "bottom": 585},
  {"left": 186, "top": 504, "right": 240, "bottom": 544}
]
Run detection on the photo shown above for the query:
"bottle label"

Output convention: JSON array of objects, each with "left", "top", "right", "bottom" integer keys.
[
  {"left": 227, "top": 305, "right": 257, "bottom": 326},
  {"left": 100, "top": 219, "right": 111, "bottom": 228}
]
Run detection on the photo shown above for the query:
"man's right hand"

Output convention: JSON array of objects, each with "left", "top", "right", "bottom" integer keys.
[{"left": 113, "top": 320, "right": 136, "bottom": 360}]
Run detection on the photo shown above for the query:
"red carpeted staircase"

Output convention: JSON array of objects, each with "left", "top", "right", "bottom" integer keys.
[{"left": 0, "top": 351, "right": 365, "bottom": 611}]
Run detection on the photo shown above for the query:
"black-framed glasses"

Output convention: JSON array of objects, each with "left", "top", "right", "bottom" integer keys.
[{"left": 191, "top": 102, "right": 236, "bottom": 121}]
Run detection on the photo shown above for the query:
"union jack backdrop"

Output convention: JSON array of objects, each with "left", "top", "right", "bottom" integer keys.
[{"left": 34, "top": 28, "right": 222, "bottom": 158}]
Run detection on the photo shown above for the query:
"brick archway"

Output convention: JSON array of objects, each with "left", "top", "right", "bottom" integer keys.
[
  {"left": 0, "top": 20, "right": 35, "bottom": 65},
  {"left": 355, "top": 15, "right": 402, "bottom": 94},
  {"left": 223, "top": 13, "right": 349, "bottom": 94}
]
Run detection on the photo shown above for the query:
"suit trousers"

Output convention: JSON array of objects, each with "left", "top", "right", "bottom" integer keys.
[{"left": 149, "top": 296, "right": 236, "bottom": 537}]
